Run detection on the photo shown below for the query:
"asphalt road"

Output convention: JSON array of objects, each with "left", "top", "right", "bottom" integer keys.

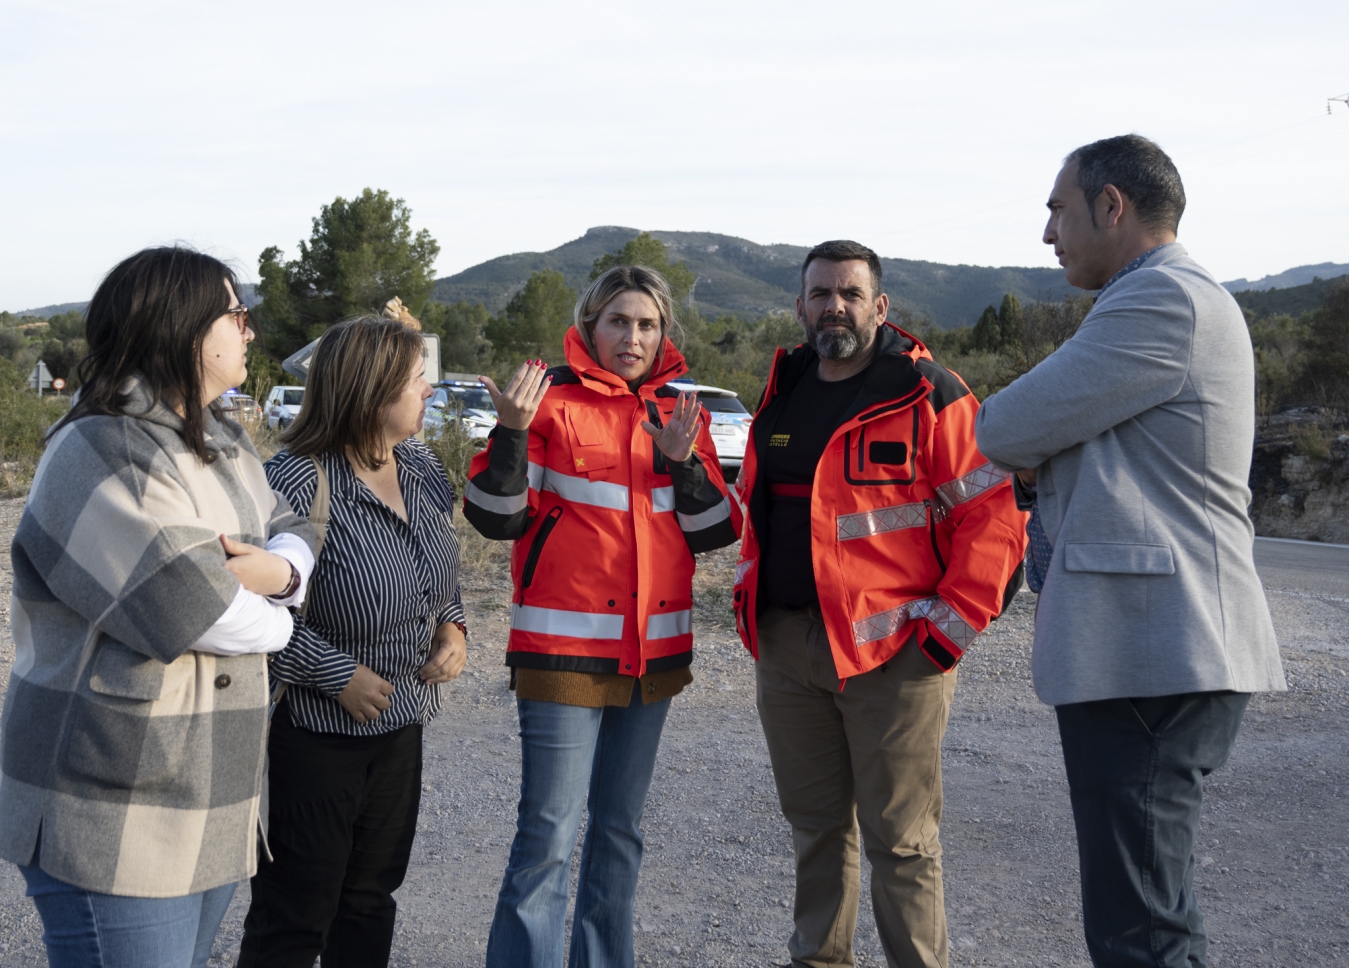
[
  {"left": 1253, "top": 536, "right": 1349, "bottom": 601},
  {"left": 0, "top": 506, "right": 1345, "bottom": 967}
]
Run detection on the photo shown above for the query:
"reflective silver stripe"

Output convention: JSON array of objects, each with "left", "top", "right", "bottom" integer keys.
[
  {"left": 852, "top": 596, "right": 980, "bottom": 650},
  {"left": 677, "top": 496, "right": 731, "bottom": 532},
  {"left": 510, "top": 604, "right": 624, "bottom": 640},
  {"left": 527, "top": 461, "right": 544, "bottom": 492},
  {"left": 935, "top": 462, "right": 1010, "bottom": 514},
  {"left": 836, "top": 501, "right": 926, "bottom": 541},
  {"left": 646, "top": 610, "right": 692, "bottom": 639},
  {"left": 652, "top": 486, "right": 675, "bottom": 513},
  {"left": 542, "top": 468, "right": 629, "bottom": 511},
  {"left": 923, "top": 598, "right": 980, "bottom": 651},
  {"left": 734, "top": 559, "right": 754, "bottom": 585},
  {"left": 465, "top": 481, "right": 528, "bottom": 515}
]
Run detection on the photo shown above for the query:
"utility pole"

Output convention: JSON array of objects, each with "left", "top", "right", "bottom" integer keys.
[{"left": 1329, "top": 93, "right": 1349, "bottom": 114}]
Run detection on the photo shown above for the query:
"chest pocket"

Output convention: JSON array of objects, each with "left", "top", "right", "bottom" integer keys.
[
  {"left": 564, "top": 404, "right": 620, "bottom": 478},
  {"left": 842, "top": 409, "right": 919, "bottom": 486}
]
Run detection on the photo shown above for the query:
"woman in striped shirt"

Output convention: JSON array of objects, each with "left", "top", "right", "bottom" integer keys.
[{"left": 237, "top": 317, "right": 467, "bottom": 968}]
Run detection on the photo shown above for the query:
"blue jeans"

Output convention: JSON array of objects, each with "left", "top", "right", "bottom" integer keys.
[
  {"left": 486, "top": 682, "right": 672, "bottom": 968},
  {"left": 1057, "top": 691, "right": 1249, "bottom": 968},
  {"left": 19, "top": 860, "right": 235, "bottom": 968}
]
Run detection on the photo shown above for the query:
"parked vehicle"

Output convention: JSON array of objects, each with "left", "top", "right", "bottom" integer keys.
[
  {"left": 430, "top": 381, "right": 498, "bottom": 439},
  {"left": 265, "top": 386, "right": 305, "bottom": 430},
  {"left": 217, "top": 392, "right": 261, "bottom": 420},
  {"left": 670, "top": 380, "right": 751, "bottom": 474}
]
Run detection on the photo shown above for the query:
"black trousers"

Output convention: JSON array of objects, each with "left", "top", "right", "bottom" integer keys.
[
  {"left": 237, "top": 702, "right": 423, "bottom": 968},
  {"left": 1056, "top": 690, "right": 1249, "bottom": 968}
]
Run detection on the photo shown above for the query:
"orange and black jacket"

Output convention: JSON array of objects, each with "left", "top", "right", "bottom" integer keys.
[
  {"left": 733, "top": 323, "right": 1027, "bottom": 677},
  {"left": 464, "top": 328, "right": 742, "bottom": 678}
]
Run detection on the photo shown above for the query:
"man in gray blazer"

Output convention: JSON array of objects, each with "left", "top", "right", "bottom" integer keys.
[{"left": 975, "top": 134, "right": 1284, "bottom": 967}]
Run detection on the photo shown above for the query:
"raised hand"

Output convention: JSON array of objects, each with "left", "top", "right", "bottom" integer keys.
[
  {"left": 480, "top": 360, "right": 552, "bottom": 431},
  {"left": 220, "top": 535, "right": 293, "bottom": 597},
  {"left": 641, "top": 390, "right": 700, "bottom": 463}
]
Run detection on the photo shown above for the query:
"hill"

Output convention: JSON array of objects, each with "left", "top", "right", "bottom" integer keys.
[
  {"left": 1223, "top": 262, "right": 1349, "bottom": 293},
  {"left": 433, "top": 227, "right": 1083, "bottom": 327},
  {"left": 9, "top": 285, "right": 261, "bottom": 320},
  {"left": 1231, "top": 276, "right": 1344, "bottom": 320}
]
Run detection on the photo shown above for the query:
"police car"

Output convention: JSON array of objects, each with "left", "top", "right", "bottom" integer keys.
[{"left": 669, "top": 379, "right": 751, "bottom": 475}]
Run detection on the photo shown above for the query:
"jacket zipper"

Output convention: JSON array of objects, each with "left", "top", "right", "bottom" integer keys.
[
  {"left": 925, "top": 499, "right": 947, "bottom": 574},
  {"left": 519, "top": 506, "right": 564, "bottom": 604}
]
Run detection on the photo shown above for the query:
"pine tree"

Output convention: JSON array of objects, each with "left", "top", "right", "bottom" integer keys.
[
  {"left": 972, "top": 305, "right": 1001, "bottom": 353},
  {"left": 998, "top": 293, "right": 1025, "bottom": 355}
]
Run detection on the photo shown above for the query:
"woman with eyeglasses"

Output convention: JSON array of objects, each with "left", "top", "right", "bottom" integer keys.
[
  {"left": 0, "top": 246, "right": 317, "bottom": 968},
  {"left": 464, "top": 265, "right": 741, "bottom": 968}
]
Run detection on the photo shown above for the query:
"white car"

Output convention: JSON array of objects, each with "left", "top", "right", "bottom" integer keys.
[
  {"left": 428, "top": 384, "right": 497, "bottom": 439},
  {"left": 671, "top": 381, "right": 751, "bottom": 475},
  {"left": 265, "top": 386, "right": 305, "bottom": 430}
]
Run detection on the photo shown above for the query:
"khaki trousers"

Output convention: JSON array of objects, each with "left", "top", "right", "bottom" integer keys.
[{"left": 755, "top": 606, "right": 956, "bottom": 968}]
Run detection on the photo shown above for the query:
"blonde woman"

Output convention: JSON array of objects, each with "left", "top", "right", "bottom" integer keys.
[{"left": 464, "top": 265, "right": 740, "bottom": 967}]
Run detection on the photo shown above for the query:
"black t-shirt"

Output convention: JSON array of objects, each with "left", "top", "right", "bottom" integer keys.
[{"left": 761, "top": 359, "right": 868, "bottom": 609}]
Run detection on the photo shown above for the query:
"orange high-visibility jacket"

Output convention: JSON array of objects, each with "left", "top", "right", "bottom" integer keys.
[
  {"left": 464, "top": 329, "right": 742, "bottom": 677},
  {"left": 733, "top": 324, "right": 1027, "bottom": 676}
]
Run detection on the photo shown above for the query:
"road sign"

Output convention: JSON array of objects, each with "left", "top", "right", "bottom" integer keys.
[
  {"left": 27, "top": 361, "right": 52, "bottom": 397},
  {"left": 52, "top": 378, "right": 66, "bottom": 391}
]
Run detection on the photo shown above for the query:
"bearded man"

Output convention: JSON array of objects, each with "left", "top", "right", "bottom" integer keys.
[{"left": 732, "top": 240, "right": 1028, "bottom": 968}]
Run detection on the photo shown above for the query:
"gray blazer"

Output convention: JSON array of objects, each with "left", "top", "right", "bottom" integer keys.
[{"left": 976, "top": 243, "right": 1284, "bottom": 706}]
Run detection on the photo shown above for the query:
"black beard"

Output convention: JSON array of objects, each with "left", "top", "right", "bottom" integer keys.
[{"left": 808, "top": 313, "right": 872, "bottom": 361}]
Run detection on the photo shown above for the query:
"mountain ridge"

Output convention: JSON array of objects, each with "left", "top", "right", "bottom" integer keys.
[{"left": 433, "top": 227, "right": 1085, "bottom": 328}]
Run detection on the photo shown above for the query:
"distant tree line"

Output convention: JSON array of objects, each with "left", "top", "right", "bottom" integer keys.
[{"left": 7, "top": 188, "right": 1344, "bottom": 434}]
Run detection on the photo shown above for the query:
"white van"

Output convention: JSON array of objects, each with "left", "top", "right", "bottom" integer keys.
[{"left": 265, "top": 386, "right": 305, "bottom": 429}]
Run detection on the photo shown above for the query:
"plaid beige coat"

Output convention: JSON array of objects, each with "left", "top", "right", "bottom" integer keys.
[{"left": 1, "top": 379, "right": 315, "bottom": 897}]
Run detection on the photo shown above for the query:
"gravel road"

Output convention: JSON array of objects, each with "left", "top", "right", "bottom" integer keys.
[{"left": 0, "top": 497, "right": 1345, "bottom": 967}]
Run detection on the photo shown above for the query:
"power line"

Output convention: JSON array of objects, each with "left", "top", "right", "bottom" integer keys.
[{"left": 1331, "top": 93, "right": 1349, "bottom": 114}]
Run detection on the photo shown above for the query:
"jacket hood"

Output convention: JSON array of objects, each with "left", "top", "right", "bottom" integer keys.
[
  {"left": 561, "top": 325, "right": 689, "bottom": 396},
  {"left": 118, "top": 373, "right": 241, "bottom": 456}
]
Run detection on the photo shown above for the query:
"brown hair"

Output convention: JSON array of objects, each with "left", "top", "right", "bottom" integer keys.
[
  {"left": 281, "top": 315, "right": 425, "bottom": 469},
  {"left": 52, "top": 246, "right": 242, "bottom": 463},
  {"left": 573, "top": 265, "right": 682, "bottom": 365}
]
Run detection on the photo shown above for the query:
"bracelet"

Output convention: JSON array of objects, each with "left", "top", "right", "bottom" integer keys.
[
  {"left": 272, "top": 561, "right": 301, "bottom": 600},
  {"left": 451, "top": 620, "right": 468, "bottom": 640}
]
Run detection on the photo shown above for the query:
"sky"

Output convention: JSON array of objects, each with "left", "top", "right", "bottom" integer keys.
[{"left": 2, "top": 0, "right": 1346, "bottom": 311}]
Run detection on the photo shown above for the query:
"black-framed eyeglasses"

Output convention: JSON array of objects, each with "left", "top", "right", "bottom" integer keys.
[{"left": 225, "top": 305, "right": 251, "bottom": 334}]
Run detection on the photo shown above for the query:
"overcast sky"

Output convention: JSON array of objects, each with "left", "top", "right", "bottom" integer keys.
[{"left": 2, "top": 0, "right": 1346, "bottom": 311}]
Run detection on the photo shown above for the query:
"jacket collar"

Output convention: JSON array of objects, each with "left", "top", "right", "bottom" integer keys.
[
  {"left": 561, "top": 326, "right": 689, "bottom": 398},
  {"left": 769, "top": 322, "right": 933, "bottom": 412},
  {"left": 1098, "top": 241, "right": 1187, "bottom": 297}
]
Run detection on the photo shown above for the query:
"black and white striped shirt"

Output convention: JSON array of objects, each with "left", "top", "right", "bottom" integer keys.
[{"left": 265, "top": 440, "right": 466, "bottom": 736}]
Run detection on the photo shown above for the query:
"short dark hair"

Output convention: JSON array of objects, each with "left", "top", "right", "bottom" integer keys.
[
  {"left": 1065, "top": 134, "right": 1186, "bottom": 233},
  {"left": 282, "top": 316, "right": 426, "bottom": 470},
  {"left": 53, "top": 246, "right": 241, "bottom": 463},
  {"left": 801, "top": 240, "right": 884, "bottom": 298}
]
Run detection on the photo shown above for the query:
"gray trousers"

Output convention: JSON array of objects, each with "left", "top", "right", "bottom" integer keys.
[{"left": 755, "top": 606, "right": 956, "bottom": 968}]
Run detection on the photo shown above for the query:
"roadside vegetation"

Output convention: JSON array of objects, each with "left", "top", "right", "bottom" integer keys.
[{"left": 5, "top": 187, "right": 1347, "bottom": 498}]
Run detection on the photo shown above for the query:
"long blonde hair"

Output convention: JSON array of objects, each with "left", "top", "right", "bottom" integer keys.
[{"left": 573, "top": 265, "right": 682, "bottom": 361}]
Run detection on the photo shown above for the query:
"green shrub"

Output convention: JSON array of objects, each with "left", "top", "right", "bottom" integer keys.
[{"left": 0, "top": 358, "right": 70, "bottom": 496}]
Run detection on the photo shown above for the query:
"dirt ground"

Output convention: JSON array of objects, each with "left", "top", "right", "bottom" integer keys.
[{"left": 0, "top": 497, "right": 1346, "bottom": 967}]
